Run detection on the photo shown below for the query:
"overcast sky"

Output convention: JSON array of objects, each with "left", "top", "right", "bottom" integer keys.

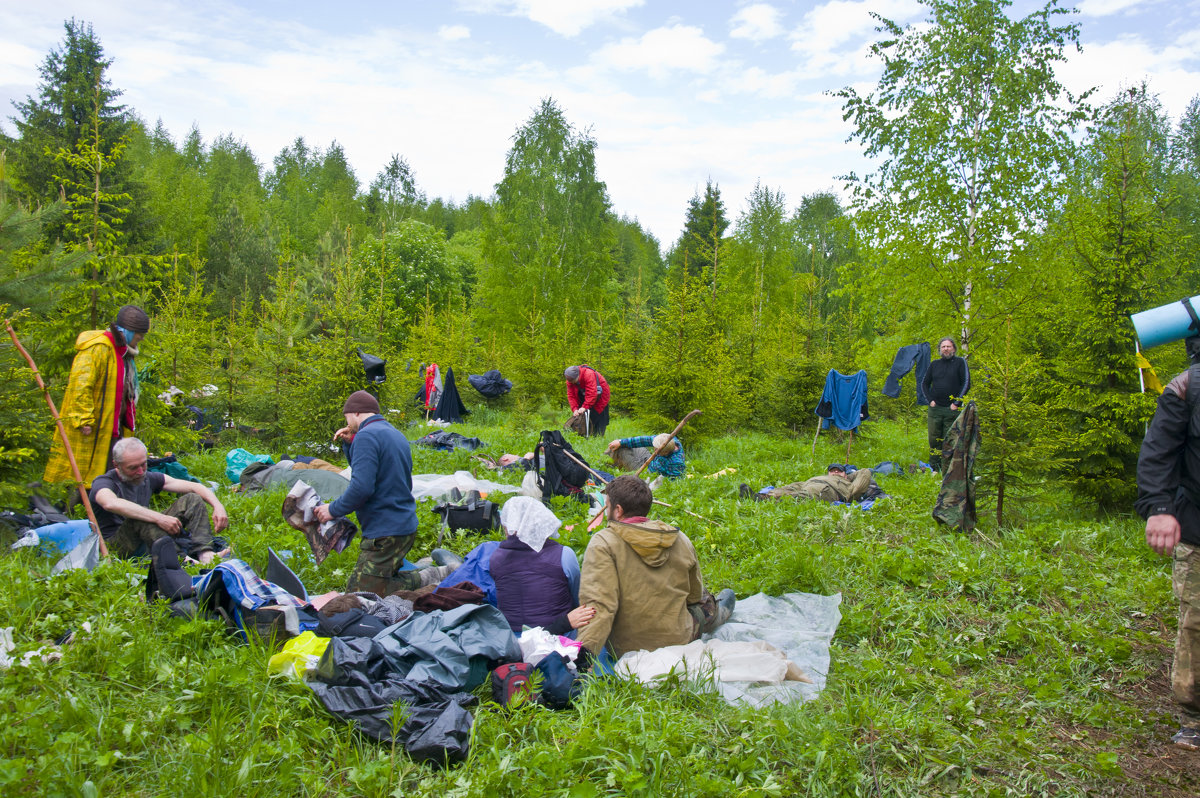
[{"left": 1, "top": 0, "right": 1197, "bottom": 245}]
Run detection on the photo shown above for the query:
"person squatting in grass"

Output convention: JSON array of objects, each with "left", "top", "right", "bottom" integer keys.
[
  {"left": 564, "top": 364, "right": 610, "bottom": 437},
  {"left": 576, "top": 475, "right": 735, "bottom": 662},
  {"left": 90, "top": 437, "right": 230, "bottom": 563},
  {"left": 1137, "top": 336, "right": 1200, "bottom": 751},
  {"left": 606, "top": 433, "right": 685, "bottom": 486},
  {"left": 44, "top": 304, "right": 151, "bottom": 488},
  {"left": 740, "top": 463, "right": 875, "bottom": 503},
  {"left": 316, "top": 391, "right": 454, "bottom": 594},
  {"left": 922, "top": 336, "right": 970, "bottom": 473}
]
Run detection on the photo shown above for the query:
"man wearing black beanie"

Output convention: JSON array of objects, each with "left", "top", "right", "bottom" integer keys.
[{"left": 315, "top": 391, "right": 425, "bottom": 593}]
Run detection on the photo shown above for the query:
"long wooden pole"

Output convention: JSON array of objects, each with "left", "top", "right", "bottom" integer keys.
[
  {"left": 586, "top": 409, "right": 702, "bottom": 530},
  {"left": 5, "top": 319, "right": 108, "bottom": 557},
  {"left": 553, "top": 441, "right": 717, "bottom": 526}
]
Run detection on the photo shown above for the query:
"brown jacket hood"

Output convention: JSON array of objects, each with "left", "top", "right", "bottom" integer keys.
[{"left": 609, "top": 518, "right": 680, "bottom": 567}]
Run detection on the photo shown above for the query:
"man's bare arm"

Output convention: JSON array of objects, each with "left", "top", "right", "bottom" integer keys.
[{"left": 92, "top": 487, "right": 182, "bottom": 534}]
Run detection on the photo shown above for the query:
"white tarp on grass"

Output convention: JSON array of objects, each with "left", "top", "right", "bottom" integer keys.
[
  {"left": 616, "top": 591, "right": 842, "bottom": 707},
  {"left": 410, "top": 470, "right": 522, "bottom": 501}
]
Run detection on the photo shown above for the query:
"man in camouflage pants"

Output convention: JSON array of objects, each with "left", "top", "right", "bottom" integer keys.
[
  {"left": 316, "top": 391, "right": 454, "bottom": 594},
  {"left": 1137, "top": 338, "right": 1200, "bottom": 749}
]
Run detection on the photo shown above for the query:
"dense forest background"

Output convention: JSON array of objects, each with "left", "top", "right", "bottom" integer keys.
[{"left": 1, "top": 0, "right": 1197, "bottom": 525}]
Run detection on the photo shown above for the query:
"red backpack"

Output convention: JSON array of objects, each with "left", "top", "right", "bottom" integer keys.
[{"left": 491, "top": 662, "right": 534, "bottom": 707}]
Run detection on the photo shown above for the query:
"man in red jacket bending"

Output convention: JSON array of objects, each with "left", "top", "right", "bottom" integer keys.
[{"left": 564, "top": 364, "right": 610, "bottom": 437}]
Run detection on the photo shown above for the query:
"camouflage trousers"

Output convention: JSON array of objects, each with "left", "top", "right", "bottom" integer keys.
[
  {"left": 110, "top": 493, "right": 215, "bottom": 559},
  {"left": 927, "top": 405, "right": 959, "bottom": 472},
  {"left": 1173, "top": 543, "right": 1200, "bottom": 725},
  {"left": 347, "top": 534, "right": 416, "bottom": 595}
]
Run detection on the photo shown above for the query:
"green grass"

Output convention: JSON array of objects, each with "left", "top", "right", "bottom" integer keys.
[{"left": 1, "top": 409, "right": 1194, "bottom": 797}]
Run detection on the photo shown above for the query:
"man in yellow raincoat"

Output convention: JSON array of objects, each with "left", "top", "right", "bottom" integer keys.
[{"left": 43, "top": 305, "right": 150, "bottom": 487}]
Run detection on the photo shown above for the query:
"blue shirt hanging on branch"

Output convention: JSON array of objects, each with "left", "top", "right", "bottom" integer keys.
[{"left": 815, "top": 370, "right": 870, "bottom": 431}]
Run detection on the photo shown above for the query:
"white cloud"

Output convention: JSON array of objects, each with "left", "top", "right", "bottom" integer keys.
[
  {"left": 458, "top": 0, "right": 644, "bottom": 36},
  {"left": 438, "top": 25, "right": 471, "bottom": 41},
  {"left": 590, "top": 24, "right": 726, "bottom": 79},
  {"left": 789, "top": 0, "right": 924, "bottom": 74},
  {"left": 730, "top": 4, "right": 784, "bottom": 42},
  {"left": 1076, "top": 0, "right": 1150, "bottom": 16},
  {"left": 1060, "top": 33, "right": 1200, "bottom": 120}
]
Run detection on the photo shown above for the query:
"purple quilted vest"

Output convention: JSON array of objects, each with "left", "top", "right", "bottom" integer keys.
[{"left": 491, "top": 537, "right": 574, "bottom": 633}]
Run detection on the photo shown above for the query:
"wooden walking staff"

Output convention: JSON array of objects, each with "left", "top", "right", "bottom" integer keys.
[
  {"left": 586, "top": 409, "right": 702, "bottom": 531},
  {"left": 553, "top": 440, "right": 718, "bottom": 526},
  {"left": 5, "top": 319, "right": 109, "bottom": 557}
]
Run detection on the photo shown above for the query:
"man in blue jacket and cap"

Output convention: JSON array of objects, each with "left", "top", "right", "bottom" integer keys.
[{"left": 316, "top": 390, "right": 424, "bottom": 594}]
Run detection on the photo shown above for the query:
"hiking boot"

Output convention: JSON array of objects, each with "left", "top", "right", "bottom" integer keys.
[
  {"left": 430, "top": 548, "right": 464, "bottom": 570},
  {"left": 739, "top": 483, "right": 752, "bottom": 500},
  {"left": 1172, "top": 727, "right": 1200, "bottom": 750},
  {"left": 417, "top": 564, "right": 455, "bottom": 588},
  {"left": 713, "top": 588, "right": 736, "bottom": 629}
]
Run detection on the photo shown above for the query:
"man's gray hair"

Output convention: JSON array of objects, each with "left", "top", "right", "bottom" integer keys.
[
  {"left": 564, "top": 365, "right": 581, "bottom": 381},
  {"left": 112, "top": 437, "right": 147, "bottom": 465},
  {"left": 938, "top": 337, "right": 957, "bottom": 351}
]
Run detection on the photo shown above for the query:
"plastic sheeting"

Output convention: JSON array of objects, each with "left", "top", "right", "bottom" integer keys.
[
  {"left": 308, "top": 636, "right": 477, "bottom": 765},
  {"left": 624, "top": 591, "right": 843, "bottom": 707},
  {"left": 374, "top": 603, "right": 521, "bottom": 691},
  {"left": 616, "top": 639, "right": 811, "bottom": 687},
  {"left": 704, "top": 591, "right": 841, "bottom": 706},
  {"left": 411, "top": 471, "right": 520, "bottom": 502}
]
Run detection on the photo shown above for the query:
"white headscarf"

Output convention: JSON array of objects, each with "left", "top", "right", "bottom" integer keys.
[{"left": 500, "top": 496, "right": 562, "bottom": 553}]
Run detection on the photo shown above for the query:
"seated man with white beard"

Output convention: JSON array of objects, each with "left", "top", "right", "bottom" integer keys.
[{"left": 90, "top": 437, "right": 230, "bottom": 563}]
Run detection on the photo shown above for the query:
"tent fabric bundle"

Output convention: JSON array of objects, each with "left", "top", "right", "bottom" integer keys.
[
  {"left": 467, "top": 369, "right": 512, "bottom": 398},
  {"left": 281, "top": 481, "right": 359, "bottom": 565},
  {"left": 432, "top": 368, "right": 469, "bottom": 423},
  {"left": 814, "top": 370, "right": 870, "bottom": 431}
]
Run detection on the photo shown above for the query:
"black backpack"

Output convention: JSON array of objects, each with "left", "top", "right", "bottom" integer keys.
[
  {"left": 534, "top": 430, "right": 592, "bottom": 499},
  {"left": 432, "top": 489, "right": 501, "bottom": 532}
]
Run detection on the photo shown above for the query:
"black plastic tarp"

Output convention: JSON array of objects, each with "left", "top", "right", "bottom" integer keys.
[
  {"left": 467, "top": 369, "right": 512, "bottom": 398},
  {"left": 308, "top": 637, "right": 476, "bottom": 765}
]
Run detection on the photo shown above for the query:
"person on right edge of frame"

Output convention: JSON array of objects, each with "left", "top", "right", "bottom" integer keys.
[{"left": 1137, "top": 335, "right": 1200, "bottom": 750}]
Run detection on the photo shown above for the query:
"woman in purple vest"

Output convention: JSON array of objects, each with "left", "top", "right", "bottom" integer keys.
[{"left": 490, "top": 497, "right": 595, "bottom": 636}]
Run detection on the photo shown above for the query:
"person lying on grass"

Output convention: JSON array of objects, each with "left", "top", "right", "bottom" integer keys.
[
  {"left": 740, "top": 463, "right": 876, "bottom": 504},
  {"left": 576, "top": 475, "right": 734, "bottom": 662},
  {"left": 90, "top": 437, "right": 230, "bottom": 564}
]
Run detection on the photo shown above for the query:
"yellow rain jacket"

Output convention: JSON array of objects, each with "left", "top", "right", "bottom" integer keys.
[{"left": 43, "top": 330, "right": 129, "bottom": 486}]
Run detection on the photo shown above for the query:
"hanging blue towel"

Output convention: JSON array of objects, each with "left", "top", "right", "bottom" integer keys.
[{"left": 815, "top": 370, "right": 870, "bottom": 431}]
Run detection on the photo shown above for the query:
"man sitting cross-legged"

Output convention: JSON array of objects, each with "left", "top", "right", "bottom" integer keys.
[
  {"left": 576, "top": 475, "right": 735, "bottom": 661},
  {"left": 90, "top": 437, "right": 229, "bottom": 563}
]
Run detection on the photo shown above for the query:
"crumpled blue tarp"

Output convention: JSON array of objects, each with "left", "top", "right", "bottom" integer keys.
[{"left": 374, "top": 603, "right": 520, "bottom": 691}]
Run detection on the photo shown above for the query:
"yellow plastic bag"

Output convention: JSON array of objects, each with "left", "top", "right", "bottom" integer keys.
[{"left": 267, "top": 631, "right": 330, "bottom": 679}]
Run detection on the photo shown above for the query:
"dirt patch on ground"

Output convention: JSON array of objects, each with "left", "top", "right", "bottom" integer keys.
[{"left": 1103, "top": 659, "right": 1200, "bottom": 796}]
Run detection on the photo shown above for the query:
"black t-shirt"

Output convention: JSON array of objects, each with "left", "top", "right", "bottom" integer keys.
[{"left": 89, "top": 470, "right": 167, "bottom": 538}]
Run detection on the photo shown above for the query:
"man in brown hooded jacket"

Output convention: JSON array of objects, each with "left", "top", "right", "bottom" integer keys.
[{"left": 577, "top": 475, "right": 735, "bottom": 659}]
